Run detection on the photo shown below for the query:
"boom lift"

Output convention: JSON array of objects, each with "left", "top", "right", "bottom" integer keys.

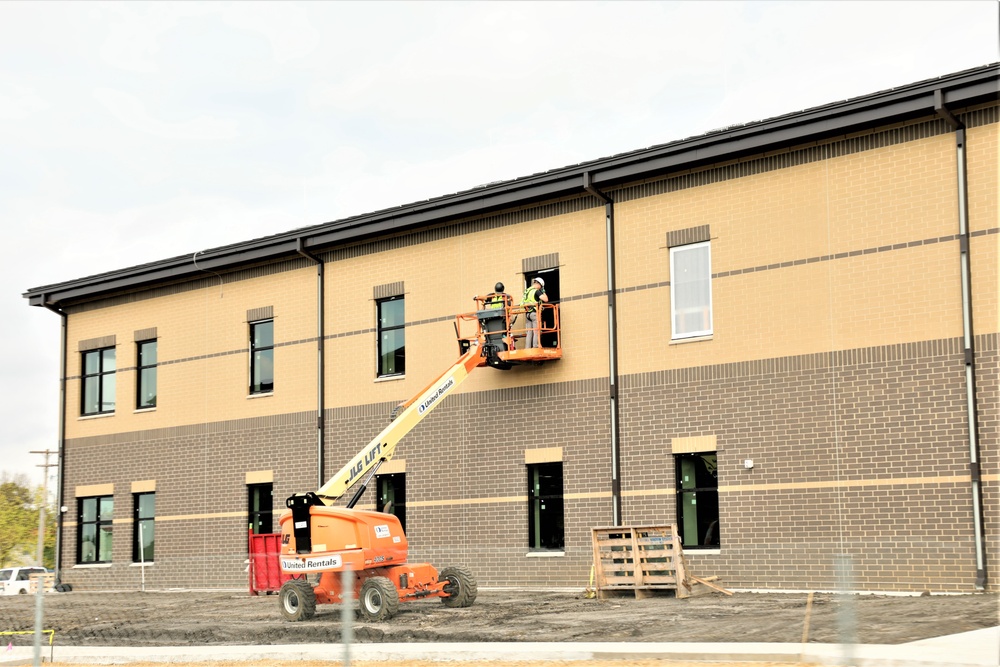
[{"left": 277, "top": 298, "right": 560, "bottom": 622}]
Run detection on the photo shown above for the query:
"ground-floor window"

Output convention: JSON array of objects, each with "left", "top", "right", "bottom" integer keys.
[
  {"left": 376, "top": 473, "right": 406, "bottom": 533},
  {"left": 78, "top": 495, "right": 113, "bottom": 563},
  {"left": 528, "top": 462, "right": 564, "bottom": 550},
  {"left": 675, "top": 452, "right": 719, "bottom": 548},
  {"left": 132, "top": 492, "right": 155, "bottom": 562},
  {"left": 247, "top": 483, "right": 273, "bottom": 535}
]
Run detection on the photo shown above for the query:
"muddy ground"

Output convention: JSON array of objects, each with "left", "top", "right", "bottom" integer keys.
[{"left": 1, "top": 588, "right": 996, "bottom": 647}]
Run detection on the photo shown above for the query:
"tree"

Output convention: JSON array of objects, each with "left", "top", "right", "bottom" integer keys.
[{"left": 0, "top": 476, "right": 35, "bottom": 567}]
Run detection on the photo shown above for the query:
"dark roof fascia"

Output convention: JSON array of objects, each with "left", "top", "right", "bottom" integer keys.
[{"left": 25, "top": 64, "right": 1000, "bottom": 308}]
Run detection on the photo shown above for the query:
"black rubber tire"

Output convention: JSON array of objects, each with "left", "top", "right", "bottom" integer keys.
[
  {"left": 278, "top": 578, "right": 316, "bottom": 622},
  {"left": 358, "top": 576, "right": 399, "bottom": 622},
  {"left": 440, "top": 565, "right": 478, "bottom": 608},
  {"left": 18, "top": 589, "right": 27, "bottom": 595}
]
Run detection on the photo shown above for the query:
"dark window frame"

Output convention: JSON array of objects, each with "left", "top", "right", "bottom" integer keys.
[
  {"left": 77, "top": 495, "right": 113, "bottom": 564},
  {"left": 136, "top": 339, "right": 157, "bottom": 409},
  {"left": 527, "top": 461, "right": 564, "bottom": 551},
  {"left": 247, "top": 483, "right": 273, "bottom": 535},
  {"left": 249, "top": 320, "right": 274, "bottom": 394},
  {"left": 132, "top": 492, "right": 155, "bottom": 563},
  {"left": 376, "top": 295, "right": 405, "bottom": 378},
  {"left": 376, "top": 473, "right": 406, "bottom": 533},
  {"left": 674, "top": 451, "right": 720, "bottom": 549},
  {"left": 81, "top": 346, "right": 116, "bottom": 416}
]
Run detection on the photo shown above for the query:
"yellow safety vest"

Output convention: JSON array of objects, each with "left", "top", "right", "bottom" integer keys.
[
  {"left": 522, "top": 286, "right": 540, "bottom": 311},
  {"left": 485, "top": 294, "right": 506, "bottom": 310}
]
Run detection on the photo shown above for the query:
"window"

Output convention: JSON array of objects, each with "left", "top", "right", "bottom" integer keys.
[
  {"left": 377, "top": 296, "right": 405, "bottom": 377},
  {"left": 250, "top": 320, "right": 274, "bottom": 394},
  {"left": 524, "top": 268, "right": 560, "bottom": 348},
  {"left": 675, "top": 452, "right": 719, "bottom": 548},
  {"left": 670, "top": 241, "right": 713, "bottom": 339},
  {"left": 132, "top": 492, "right": 155, "bottom": 562},
  {"left": 527, "top": 462, "right": 564, "bottom": 550},
  {"left": 82, "top": 347, "right": 116, "bottom": 415},
  {"left": 136, "top": 340, "right": 157, "bottom": 409},
  {"left": 248, "top": 483, "right": 273, "bottom": 535},
  {"left": 376, "top": 473, "right": 406, "bottom": 532},
  {"left": 78, "top": 495, "right": 113, "bottom": 564}
]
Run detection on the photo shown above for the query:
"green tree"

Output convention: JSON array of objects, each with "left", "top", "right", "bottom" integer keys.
[{"left": 0, "top": 476, "right": 35, "bottom": 567}]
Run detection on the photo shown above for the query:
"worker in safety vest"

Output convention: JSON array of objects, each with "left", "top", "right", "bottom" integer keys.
[
  {"left": 481, "top": 282, "right": 512, "bottom": 351},
  {"left": 521, "top": 277, "right": 549, "bottom": 348},
  {"left": 484, "top": 282, "right": 511, "bottom": 310}
]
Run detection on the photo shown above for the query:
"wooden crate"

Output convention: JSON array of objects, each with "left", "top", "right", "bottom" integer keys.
[{"left": 591, "top": 524, "right": 688, "bottom": 599}]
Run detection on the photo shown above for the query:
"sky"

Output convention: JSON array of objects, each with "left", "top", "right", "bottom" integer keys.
[{"left": 2, "top": 1, "right": 998, "bottom": 488}]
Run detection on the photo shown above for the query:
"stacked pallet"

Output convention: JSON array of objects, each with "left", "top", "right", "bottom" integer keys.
[{"left": 590, "top": 524, "right": 730, "bottom": 599}]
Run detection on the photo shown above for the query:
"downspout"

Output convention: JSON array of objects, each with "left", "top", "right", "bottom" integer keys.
[
  {"left": 935, "top": 90, "right": 987, "bottom": 590},
  {"left": 296, "top": 239, "right": 326, "bottom": 490},
  {"left": 40, "top": 295, "right": 67, "bottom": 586},
  {"left": 584, "top": 172, "right": 623, "bottom": 526}
]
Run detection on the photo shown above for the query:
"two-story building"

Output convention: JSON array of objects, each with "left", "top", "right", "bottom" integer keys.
[{"left": 24, "top": 64, "right": 998, "bottom": 593}]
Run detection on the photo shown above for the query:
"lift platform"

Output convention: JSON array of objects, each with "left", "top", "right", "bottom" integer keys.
[{"left": 456, "top": 296, "right": 562, "bottom": 370}]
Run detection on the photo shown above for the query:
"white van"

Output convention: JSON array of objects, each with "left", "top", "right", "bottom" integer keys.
[{"left": 0, "top": 566, "right": 50, "bottom": 595}]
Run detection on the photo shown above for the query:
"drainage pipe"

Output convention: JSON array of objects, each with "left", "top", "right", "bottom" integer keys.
[
  {"left": 584, "top": 172, "right": 622, "bottom": 526},
  {"left": 40, "top": 295, "right": 67, "bottom": 586},
  {"left": 935, "top": 90, "right": 987, "bottom": 590},
  {"left": 297, "top": 239, "right": 326, "bottom": 490}
]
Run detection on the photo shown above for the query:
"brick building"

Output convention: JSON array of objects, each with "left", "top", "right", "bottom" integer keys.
[{"left": 25, "top": 65, "right": 999, "bottom": 593}]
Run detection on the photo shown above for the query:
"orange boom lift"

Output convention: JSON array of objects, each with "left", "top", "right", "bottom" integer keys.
[{"left": 277, "top": 297, "right": 560, "bottom": 621}]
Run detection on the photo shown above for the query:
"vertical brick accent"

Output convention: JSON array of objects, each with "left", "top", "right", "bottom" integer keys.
[
  {"left": 78, "top": 335, "right": 116, "bottom": 352},
  {"left": 667, "top": 225, "right": 711, "bottom": 248},
  {"left": 522, "top": 253, "right": 559, "bottom": 274},
  {"left": 246, "top": 306, "right": 273, "bottom": 322},
  {"left": 373, "top": 282, "right": 405, "bottom": 300},
  {"left": 133, "top": 328, "right": 157, "bottom": 342}
]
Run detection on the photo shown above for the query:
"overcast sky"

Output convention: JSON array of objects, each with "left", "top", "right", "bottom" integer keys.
[{"left": 2, "top": 1, "right": 998, "bottom": 487}]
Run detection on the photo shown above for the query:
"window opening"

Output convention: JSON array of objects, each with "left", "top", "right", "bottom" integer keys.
[
  {"left": 527, "top": 462, "right": 564, "bottom": 550},
  {"left": 377, "top": 296, "right": 405, "bottom": 377},
  {"left": 78, "top": 495, "right": 113, "bottom": 563},
  {"left": 82, "top": 347, "right": 116, "bottom": 415},
  {"left": 523, "top": 268, "right": 560, "bottom": 348},
  {"left": 250, "top": 320, "right": 274, "bottom": 394},
  {"left": 248, "top": 483, "right": 273, "bottom": 535},
  {"left": 132, "top": 492, "right": 155, "bottom": 562},
  {"left": 675, "top": 452, "right": 719, "bottom": 548},
  {"left": 376, "top": 473, "right": 406, "bottom": 533},
  {"left": 136, "top": 340, "right": 157, "bottom": 409},
  {"left": 669, "top": 241, "right": 713, "bottom": 339}
]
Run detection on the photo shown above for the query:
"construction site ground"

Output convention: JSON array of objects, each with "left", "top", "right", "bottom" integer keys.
[{"left": 1, "top": 588, "right": 996, "bottom": 648}]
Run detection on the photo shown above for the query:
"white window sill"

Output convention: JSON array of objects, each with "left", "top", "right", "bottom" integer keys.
[
  {"left": 670, "top": 334, "right": 713, "bottom": 345},
  {"left": 247, "top": 392, "right": 273, "bottom": 399},
  {"left": 78, "top": 412, "right": 115, "bottom": 421},
  {"left": 684, "top": 548, "right": 721, "bottom": 555},
  {"left": 526, "top": 551, "right": 565, "bottom": 558},
  {"left": 374, "top": 375, "right": 405, "bottom": 383},
  {"left": 72, "top": 563, "right": 112, "bottom": 569},
  {"left": 130, "top": 562, "right": 154, "bottom": 567},
  {"left": 133, "top": 407, "right": 156, "bottom": 414}
]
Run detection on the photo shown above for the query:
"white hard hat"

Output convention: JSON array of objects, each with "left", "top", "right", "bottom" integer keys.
[{"left": 533, "top": 276, "right": 545, "bottom": 287}]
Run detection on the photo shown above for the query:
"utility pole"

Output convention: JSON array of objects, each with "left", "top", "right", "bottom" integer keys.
[{"left": 30, "top": 449, "right": 56, "bottom": 667}]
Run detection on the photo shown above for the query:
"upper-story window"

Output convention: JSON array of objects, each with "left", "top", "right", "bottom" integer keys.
[
  {"left": 670, "top": 240, "right": 713, "bottom": 339},
  {"left": 82, "top": 347, "right": 116, "bottom": 415},
  {"left": 136, "top": 340, "right": 157, "bottom": 409},
  {"left": 377, "top": 296, "right": 405, "bottom": 377},
  {"left": 250, "top": 320, "right": 274, "bottom": 394}
]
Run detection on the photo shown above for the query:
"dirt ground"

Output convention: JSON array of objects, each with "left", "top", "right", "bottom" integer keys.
[{"left": 1, "top": 588, "right": 997, "bottom": 648}]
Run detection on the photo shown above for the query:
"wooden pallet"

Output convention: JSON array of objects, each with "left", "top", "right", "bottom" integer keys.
[
  {"left": 28, "top": 572, "right": 55, "bottom": 594},
  {"left": 590, "top": 524, "right": 689, "bottom": 599}
]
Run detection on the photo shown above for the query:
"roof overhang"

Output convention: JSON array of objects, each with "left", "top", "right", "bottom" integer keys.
[{"left": 25, "top": 63, "right": 1000, "bottom": 308}]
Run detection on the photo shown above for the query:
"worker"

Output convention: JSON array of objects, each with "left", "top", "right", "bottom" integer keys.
[
  {"left": 521, "top": 276, "right": 549, "bottom": 349},
  {"left": 484, "top": 282, "right": 511, "bottom": 310},
  {"left": 480, "top": 282, "right": 512, "bottom": 352}
]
